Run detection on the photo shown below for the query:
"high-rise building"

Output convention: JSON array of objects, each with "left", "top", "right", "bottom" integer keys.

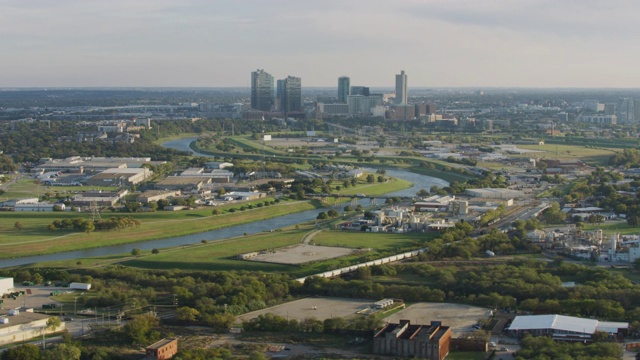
[
  {"left": 338, "top": 76, "right": 350, "bottom": 103},
  {"left": 251, "top": 69, "right": 274, "bottom": 111},
  {"left": 350, "top": 86, "right": 370, "bottom": 96},
  {"left": 395, "top": 70, "right": 408, "bottom": 104},
  {"left": 278, "top": 76, "right": 302, "bottom": 114}
]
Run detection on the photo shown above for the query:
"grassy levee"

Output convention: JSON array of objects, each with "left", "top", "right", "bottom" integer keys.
[
  {"left": 0, "top": 199, "right": 319, "bottom": 259},
  {"left": 119, "top": 229, "right": 434, "bottom": 276},
  {"left": 32, "top": 227, "right": 436, "bottom": 276}
]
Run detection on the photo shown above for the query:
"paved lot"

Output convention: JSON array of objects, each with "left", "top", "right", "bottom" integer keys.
[
  {"left": 237, "top": 297, "right": 374, "bottom": 323},
  {"left": 385, "top": 303, "right": 491, "bottom": 336},
  {"left": 237, "top": 298, "right": 490, "bottom": 337},
  {"left": 2, "top": 285, "right": 74, "bottom": 313},
  {"left": 247, "top": 244, "right": 355, "bottom": 265}
]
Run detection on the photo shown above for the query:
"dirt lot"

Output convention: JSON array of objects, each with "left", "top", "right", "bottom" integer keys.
[
  {"left": 236, "top": 297, "right": 374, "bottom": 323},
  {"left": 385, "top": 302, "right": 491, "bottom": 336},
  {"left": 247, "top": 244, "right": 355, "bottom": 265}
]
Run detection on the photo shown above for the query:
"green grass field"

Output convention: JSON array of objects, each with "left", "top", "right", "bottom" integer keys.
[
  {"left": 515, "top": 143, "right": 618, "bottom": 166},
  {"left": 582, "top": 221, "right": 640, "bottom": 236},
  {"left": 0, "top": 178, "right": 118, "bottom": 202},
  {"left": 0, "top": 199, "right": 318, "bottom": 259}
]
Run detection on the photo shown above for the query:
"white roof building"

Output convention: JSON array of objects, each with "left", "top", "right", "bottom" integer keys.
[{"left": 508, "top": 315, "right": 628, "bottom": 342}]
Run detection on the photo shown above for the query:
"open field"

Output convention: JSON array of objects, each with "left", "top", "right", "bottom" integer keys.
[
  {"left": 311, "top": 230, "right": 432, "bottom": 251},
  {"left": 583, "top": 220, "right": 638, "bottom": 235},
  {"left": 0, "top": 178, "right": 118, "bottom": 202},
  {"left": 0, "top": 200, "right": 318, "bottom": 259},
  {"left": 385, "top": 303, "right": 490, "bottom": 336},
  {"left": 515, "top": 144, "right": 618, "bottom": 166}
]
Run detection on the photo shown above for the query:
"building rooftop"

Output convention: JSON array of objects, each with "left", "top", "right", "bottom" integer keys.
[
  {"left": 508, "top": 314, "right": 628, "bottom": 334},
  {"left": 146, "top": 338, "right": 177, "bottom": 350}
]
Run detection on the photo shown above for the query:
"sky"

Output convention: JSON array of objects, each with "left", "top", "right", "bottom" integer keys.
[{"left": 2, "top": 0, "right": 640, "bottom": 88}]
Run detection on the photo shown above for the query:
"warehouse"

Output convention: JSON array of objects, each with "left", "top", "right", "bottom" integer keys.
[
  {"left": 508, "top": 314, "right": 628, "bottom": 342},
  {"left": 373, "top": 320, "right": 451, "bottom": 360},
  {"left": 0, "top": 278, "right": 13, "bottom": 295}
]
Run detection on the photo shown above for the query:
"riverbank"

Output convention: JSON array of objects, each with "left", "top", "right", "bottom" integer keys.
[{"left": 0, "top": 199, "right": 316, "bottom": 259}]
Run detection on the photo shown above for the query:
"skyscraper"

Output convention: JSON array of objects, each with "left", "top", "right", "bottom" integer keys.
[
  {"left": 251, "top": 69, "right": 274, "bottom": 111},
  {"left": 350, "top": 86, "right": 370, "bottom": 96},
  {"left": 338, "top": 76, "right": 350, "bottom": 103},
  {"left": 395, "top": 70, "right": 408, "bottom": 104},
  {"left": 278, "top": 76, "right": 302, "bottom": 114}
]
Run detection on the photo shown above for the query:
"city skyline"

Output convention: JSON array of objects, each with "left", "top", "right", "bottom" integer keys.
[{"left": 2, "top": 0, "right": 640, "bottom": 88}]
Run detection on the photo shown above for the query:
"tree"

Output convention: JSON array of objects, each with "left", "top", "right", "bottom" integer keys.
[
  {"left": 316, "top": 212, "right": 328, "bottom": 220},
  {"left": 131, "top": 248, "right": 142, "bottom": 256},
  {"left": 176, "top": 306, "right": 200, "bottom": 322},
  {"left": 327, "top": 209, "right": 339, "bottom": 217},
  {"left": 416, "top": 189, "right": 429, "bottom": 197},
  {"left": 366, "top": 174, "right": 375, "bottom": 183},
  {"left": 14, "top": 222, "right": 23, "bottom": 231},
  {"left": 151, "top": 248, "right": 160, "bottom": 254},
  {"left": 46, "top": 316, "right": 62, "bottom": 332},
  {"left": 377, "top": 175, "right": 385, "bottom": 183},
  {"left": 123, "top": 314, "right": 160, "bottom": 345},
  {"left": 0, "top": 344, "right": 41, "bottom": 360},
  {"left": 44, "top": 343, "right": 81, "bottom": 360},
  {"left": 212, "top": 208, "right": 221, "bottom": 215}
]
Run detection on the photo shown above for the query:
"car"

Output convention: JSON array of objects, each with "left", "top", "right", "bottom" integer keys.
[
  {"left": 64, "top": 317, "right": 73, "bottom": 321},
  {"left": 500, "top": 347, "right": 508, "bottom": 351}
]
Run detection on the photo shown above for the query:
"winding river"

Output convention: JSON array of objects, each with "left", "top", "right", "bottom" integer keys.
[{"left": 0, "top": 138, "right": 447, "bottom": 268}]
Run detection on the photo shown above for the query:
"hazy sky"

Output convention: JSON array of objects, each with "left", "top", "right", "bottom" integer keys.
[{"left": 2, "top": 0, "right": 640, "bottom": 88}]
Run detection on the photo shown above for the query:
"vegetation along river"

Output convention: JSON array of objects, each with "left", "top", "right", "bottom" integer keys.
[{"left": 0, "top": 138, "right": 447, "bottom": 268}]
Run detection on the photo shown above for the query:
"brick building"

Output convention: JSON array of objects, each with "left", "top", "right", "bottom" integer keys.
[
  {"left": 373, "top": 320, "right": 451, "bottom": 360},
  {"left": 145, "top": 338, "right": 178, "bottom": 360}
]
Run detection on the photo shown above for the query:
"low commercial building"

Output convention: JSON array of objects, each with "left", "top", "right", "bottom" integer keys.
[
  {"left": 508, "top": 314, "right": 628, "bottom": 342},
  {"left": 137, "top": 190, "right": 182, "bottom": 204},
  {"left": 224, "top": 191, "right": 266, "bottom": 201},
  {"left": 14, "top": 202, "right": 60, "bottom": 212},
  {"left": 155, "top": 177, "right": 210, "bottom": 191},
  {"left": 145, "top": 338, "right": 178, "bottom": 360},
  {"left": 373, "top": 320, "right": 451, "bottom": 360}
]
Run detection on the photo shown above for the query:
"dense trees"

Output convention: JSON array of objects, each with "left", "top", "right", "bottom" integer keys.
[{"left": 516, "top": 334, "right": 622, "bottom": 359}]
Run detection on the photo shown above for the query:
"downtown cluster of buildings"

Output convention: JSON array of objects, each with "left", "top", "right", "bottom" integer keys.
[{"left": 250, "top": 69, "right": 435, "bottom": 121}]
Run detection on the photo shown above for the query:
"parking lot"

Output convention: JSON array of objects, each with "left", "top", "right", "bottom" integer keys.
[
  {"left": 247, "top": 244, "right": 355, "bottom": 265},
  {"left": 2, "top": 285, "right": 72, "bottom": 313}
]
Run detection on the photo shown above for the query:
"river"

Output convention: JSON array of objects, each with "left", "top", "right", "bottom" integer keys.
[{"left": 0, "top": 137, "right": 447, "bottom": 268}]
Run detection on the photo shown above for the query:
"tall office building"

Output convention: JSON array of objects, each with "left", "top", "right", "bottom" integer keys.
[
  {"left": 251, "top": 69, "right": 274, "bottom": 111},
  {"left": 338, "top": 76, "right": 350, "bottom": 103},
  {"left": 350, "top": 86, "right": 370, "bottom": 96},
  {"left": 278, "top": 76, "right": 302, "bottom": 114},
  {"left": 395, "top": 70, "right": 408, "bottom": 104}
]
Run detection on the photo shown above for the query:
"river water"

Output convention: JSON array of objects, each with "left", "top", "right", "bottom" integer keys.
[{"left": 0, "top": 138, "right": 447, "bottom": 268}]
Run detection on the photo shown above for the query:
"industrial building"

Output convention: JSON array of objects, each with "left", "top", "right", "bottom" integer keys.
[
  {"left": 86, "top": 167, "right": 153, "bottom": 186},
  {"left": 373, "top": 320, "right": 451, "bottom": 360},
  {"left": 465, "top": 188, "right": 524, "bottom": 199},
  {"left": 145, "top": 338, "right": 178, "bottom": 360},
  {"left": 508, "top": 314, "right": 628, "bottom": 342},
  {"left": 136, "top": 190, "right": 182, "bottom": 204},
  {"left": 14, "top": 202, "right": 61, "bottom": 212},
  {"left": 0, "top": 310, "right": 65, "bottom": 346},
  {"left": 0, "top": 278, "right": 13, "bottom": 295},
  {"left": 155, "top": 177, "right": 211, "bottom": 191}
]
